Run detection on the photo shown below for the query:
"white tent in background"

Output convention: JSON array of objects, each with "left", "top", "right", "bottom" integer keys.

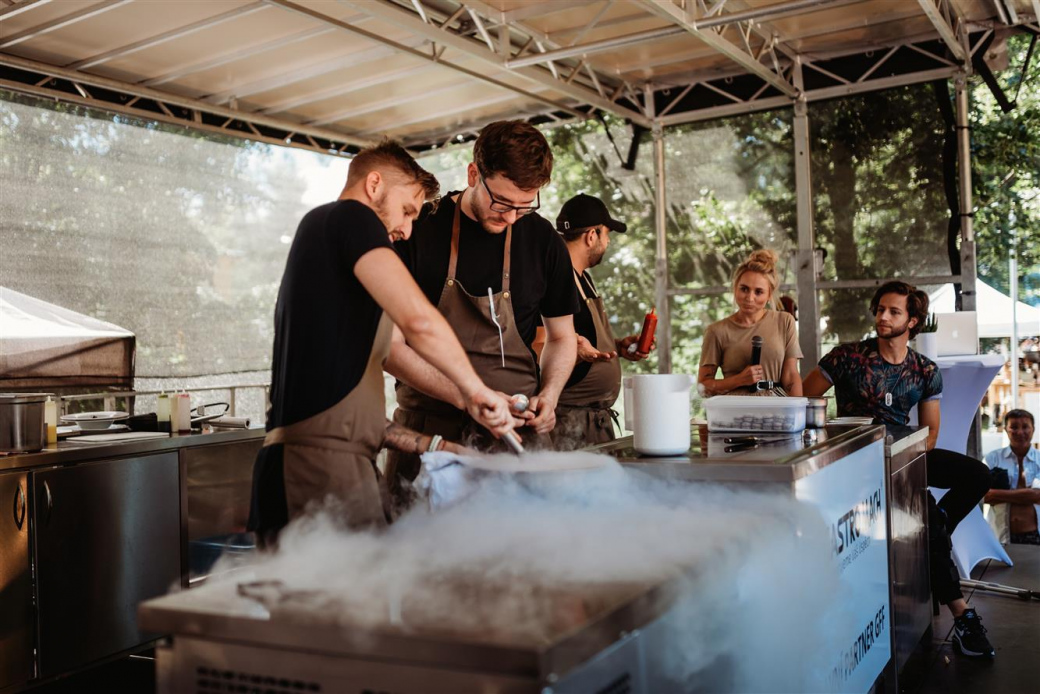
[
  {"left": 0, "top": 286, "right": 135, "bottom": 389},
  {"left": 929, "top": 281, "right": 1040, "bottom": 337}
]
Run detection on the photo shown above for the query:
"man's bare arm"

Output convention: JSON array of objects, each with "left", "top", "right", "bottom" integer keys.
[
  {"left": 382, "top": 419, "right": 476, "bottom": 456},
  {"left": 355, "top": 248, "right": 512, "bottom": 438},
  {"left": 918, "top": 400, "right": 941, "bottom": 451},
  {"left": 385, "top": 326, "right": 464, "bottom": 409},
  {"left": 802, "top": 368, "right": 833, "bottom": 397},
  {"left": 985, "top": 488, "right": 1040, "bottom": 505},
  {"left": 527, "top": 314, "right": 577, "bottom": 434}
]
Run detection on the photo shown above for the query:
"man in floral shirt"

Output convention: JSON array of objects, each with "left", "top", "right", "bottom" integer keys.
[{"left": 804, "top": 281, "right": 994, "bottom": 658}]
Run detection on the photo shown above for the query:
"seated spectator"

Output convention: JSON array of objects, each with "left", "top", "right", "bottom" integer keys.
[
  {"left": 803, "top": 280, "right": 995, "bottom": 658},
  {"left": 698, "top": 250, "right": 802, "bottom": 397},
  {"left": 984, "top": 409, "right": 1040, "bottom": 545}
]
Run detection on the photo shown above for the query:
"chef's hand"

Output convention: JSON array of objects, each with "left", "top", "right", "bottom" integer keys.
[
  {"left": 739, "top": 364, "right": 765, "bottom": 386},
  {"left": 525, "top": 394, "right": 557, "bottom": 434},
  {"left": 495, "top": 391, "right": 535, "bottom": 427},
  {"left": 616, "top": 334, "right": 652, "bottom": 361},
  {"left": 465, "top": 387, "right": 516, "bottom": 439},
  {"left": 577, "top": 335, "right": 616, "bottom": 363}
]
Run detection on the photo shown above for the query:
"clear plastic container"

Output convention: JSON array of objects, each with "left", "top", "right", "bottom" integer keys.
[{"left": 704, "top": 395, "right": 808, "bottom": 433}]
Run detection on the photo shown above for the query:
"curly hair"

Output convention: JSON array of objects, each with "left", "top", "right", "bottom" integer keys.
[{"left": 869, "top": 281, "right": 930, "bottom": 339}]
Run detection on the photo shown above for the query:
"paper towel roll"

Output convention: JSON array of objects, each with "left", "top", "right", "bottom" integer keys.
[{"left": 208, "top": 416, "right": 251, "bottom": 429}]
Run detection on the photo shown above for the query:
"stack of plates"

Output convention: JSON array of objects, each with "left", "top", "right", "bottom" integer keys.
[{"left": 59, "top": 411, "right": 130, "bottom": 431}]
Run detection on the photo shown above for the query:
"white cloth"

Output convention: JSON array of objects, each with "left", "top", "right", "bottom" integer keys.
[
  {"left": 414, "top": 451, "right": 487, "bottom": 511},
  {"left": 983, "top": 445, "right": 1040, "bottom": 538},
  {"left": 923, "top": 355, "right": 1004, "bottom": 454},
  {"left": 932, "top": 487, "right": 1013, "bottom": 576}
]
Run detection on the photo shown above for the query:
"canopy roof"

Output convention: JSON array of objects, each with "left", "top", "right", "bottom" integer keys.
[
  {"left": 0, "top": 0, "right": 1033, "bottom": 154},
  {"left": 931, "top": 281, "right": 1040, "bottom": 338},
  {"left": 0, "top": 287, "right": 135, "bottom": 388}
]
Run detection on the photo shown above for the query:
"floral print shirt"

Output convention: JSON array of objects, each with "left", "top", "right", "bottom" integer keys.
[{"left": 819, "top": 338, "right": 942, "bottom": 426}]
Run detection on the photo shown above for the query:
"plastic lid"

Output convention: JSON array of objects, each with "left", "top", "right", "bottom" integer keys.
[{"left": 704, "top": 395, "right": 808, "bottom": 409}]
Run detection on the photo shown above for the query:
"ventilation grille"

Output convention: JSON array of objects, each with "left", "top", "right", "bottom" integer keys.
[
  {"left": 594, "top": 672, "right": 632, "bottom": 694},
  {"left": 195, "top": 666, "right": 321, "bottom": 693}
]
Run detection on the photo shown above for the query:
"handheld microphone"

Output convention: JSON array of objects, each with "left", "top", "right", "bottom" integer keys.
[{"left": 750, "top": 336, "right": 763, "bottom": 366}]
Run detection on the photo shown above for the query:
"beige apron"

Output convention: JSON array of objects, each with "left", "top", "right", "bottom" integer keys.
[
  {"left": 387, "top": 195, "right": 545, "bottom": 494},
  {"left": 553, "top": 270, "right": 622, "bottom": 449},
  {"left": 263, "top": 313, "right": 393, "bottom": 529}
]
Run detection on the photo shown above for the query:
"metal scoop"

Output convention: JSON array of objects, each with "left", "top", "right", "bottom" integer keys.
[
  {"left": 502, "top": 431, "right": 525, "bottom": 455},
  {"left": 502, "top": 393, "right": 528, "bottom": 454}
]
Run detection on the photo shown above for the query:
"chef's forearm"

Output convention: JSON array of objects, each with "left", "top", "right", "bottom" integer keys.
[
  {"left": 382, "top": 419, "right": 437, "bottom": 454},
  {"left": 985, "top": 488, "right": 1040, "bottom": 505},
  {"left": 385, "top": 341, "right": 465, "bottom": 410},
  {"left": 538, "top": 336, "right": 576, "bottom": 403}
]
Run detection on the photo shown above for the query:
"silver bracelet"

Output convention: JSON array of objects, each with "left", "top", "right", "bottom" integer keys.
[{"left": 426, "top": 434, "right": 443, "bottom": 453}]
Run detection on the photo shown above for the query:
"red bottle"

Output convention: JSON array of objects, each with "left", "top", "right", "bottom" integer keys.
[{"left": 636, "top": 308, "right": 657, "bottom": 354}]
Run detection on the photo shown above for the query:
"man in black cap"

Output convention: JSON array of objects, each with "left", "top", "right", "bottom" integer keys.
[{"left": 535, "top": 194, "right": 652, "bottom": 448}]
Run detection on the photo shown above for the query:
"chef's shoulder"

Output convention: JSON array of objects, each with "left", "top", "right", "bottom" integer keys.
[
  {"left": 518, "top": 211, "right": 564, "bottom": 251},
  {"left": 300, "top": 199, "right": 391, "bottom": 265}
]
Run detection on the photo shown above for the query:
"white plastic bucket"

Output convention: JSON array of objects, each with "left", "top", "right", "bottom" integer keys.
[{"left": 626, "top": 374, "right": 695, "bottom": 455}]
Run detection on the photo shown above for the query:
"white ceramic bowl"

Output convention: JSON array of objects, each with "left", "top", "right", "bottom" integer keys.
[{"left": 60, "top": 411, "right": 130, "bottom": 431}]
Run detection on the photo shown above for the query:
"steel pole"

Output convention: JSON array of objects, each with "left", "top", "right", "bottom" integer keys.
[
  {"left": 793, "top": 62, "right": 820, "bottom": 375},
  {"left": 1011, "top": 253, "right": 1019, "bottom": 410},
  {"left": 651, "top": 110, "right": 671, "bottom": 373},
  {"left": 955, "top": 73, "right": 978, "bottom": 312}
]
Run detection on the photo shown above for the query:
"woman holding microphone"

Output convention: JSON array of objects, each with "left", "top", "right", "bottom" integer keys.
[{"left": 698, "top": 250, "right": 803, "bottom": 396}]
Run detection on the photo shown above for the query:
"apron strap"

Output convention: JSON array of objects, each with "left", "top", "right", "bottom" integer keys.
[
  {"left": 448, "top": 192, "right": 512, "bottom": 292},
  {"left": 573, "top": 269, "right": 599, "bottom": 302},
  {"left": 448, "top": 196, "right": 461, "bottom": 281}
]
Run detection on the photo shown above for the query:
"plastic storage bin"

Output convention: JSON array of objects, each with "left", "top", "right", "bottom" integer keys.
[{"left": 704, "top": 395, "right": 808, "bottom": 433}]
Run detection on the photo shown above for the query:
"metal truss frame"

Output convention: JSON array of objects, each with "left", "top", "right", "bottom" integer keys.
[
  {"left": 656, "top": 33, "right": 972, "bottom": 127},
  {"left": 636, "top": 0, "right": 799, "bottom": 97},
  {"left": 915, "top": 0, "right": 969, "bottom": 64},
  {"left": 334, "top": 0, "right": 652, "bottom": 126}
]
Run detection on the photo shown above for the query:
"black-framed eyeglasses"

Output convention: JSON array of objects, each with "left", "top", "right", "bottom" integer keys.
[{"left": 480, "top": 176, "right": 540, "bottom": 216}]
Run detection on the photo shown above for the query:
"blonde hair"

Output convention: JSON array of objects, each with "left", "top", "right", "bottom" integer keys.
[{"left": 731, "top": 249, "right": 780, "bottom": 309}]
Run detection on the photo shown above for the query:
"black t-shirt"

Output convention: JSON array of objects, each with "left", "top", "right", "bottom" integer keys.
[
  {"left": 267, "top": 199, "right": 392, "bottom": 429},
  {"left": 394, "top": 193, "right": 579, "bottom": 347},
  {"left": 565, "top": 271, "right": 599, "bottom": 389}
]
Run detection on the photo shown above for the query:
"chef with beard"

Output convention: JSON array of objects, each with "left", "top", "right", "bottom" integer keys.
[
  {"left": 248, "top": 140, "right": 514, "bottom": 545},
  {"left": 536, "top": 194, "right": 651, "bottom": 448}
]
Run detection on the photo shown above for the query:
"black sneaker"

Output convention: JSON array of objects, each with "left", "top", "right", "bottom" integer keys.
[{"left": 952, "top": 609, "right": 995, "bottom": 657}]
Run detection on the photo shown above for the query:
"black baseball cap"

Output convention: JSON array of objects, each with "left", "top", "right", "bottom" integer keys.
[{"left": 556, "top": 194, "right": 627, "bottom": 234}]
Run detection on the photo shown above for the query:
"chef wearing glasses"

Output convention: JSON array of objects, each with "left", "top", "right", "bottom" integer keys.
[{"left": 385, "top": 120, "right": 579, "bottom": 505}]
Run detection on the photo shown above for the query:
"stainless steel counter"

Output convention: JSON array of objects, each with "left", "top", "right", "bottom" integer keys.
[
  {"left": 884, "top": 425, "right": 930, "bottom": 458},
  {"left": 587, "top": 424, "right": 885, "bottom": 484},
  {"left": 140, "top": 573, "right": 686, "bottom": 691},
  {"left": 1, "top": 426, "right": 265, "bottom": 692},
  {"left": 0, "top": 426, "right": 266, "bottom": 472}
]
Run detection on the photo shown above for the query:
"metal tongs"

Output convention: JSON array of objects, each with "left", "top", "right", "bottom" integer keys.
[
  {"left": 487, "top": 288, "right": 523, "bottom": 454},
  {"left": 488, "top": 287, "right": 506, "bottom": 368},
  {"left": 722, "top": 434, "right": 798, "bottom": 453}
]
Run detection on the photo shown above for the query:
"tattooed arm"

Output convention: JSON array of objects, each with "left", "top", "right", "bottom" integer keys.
[{"left": 382, "top": 419, "right": 478, "bottom": 456}]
